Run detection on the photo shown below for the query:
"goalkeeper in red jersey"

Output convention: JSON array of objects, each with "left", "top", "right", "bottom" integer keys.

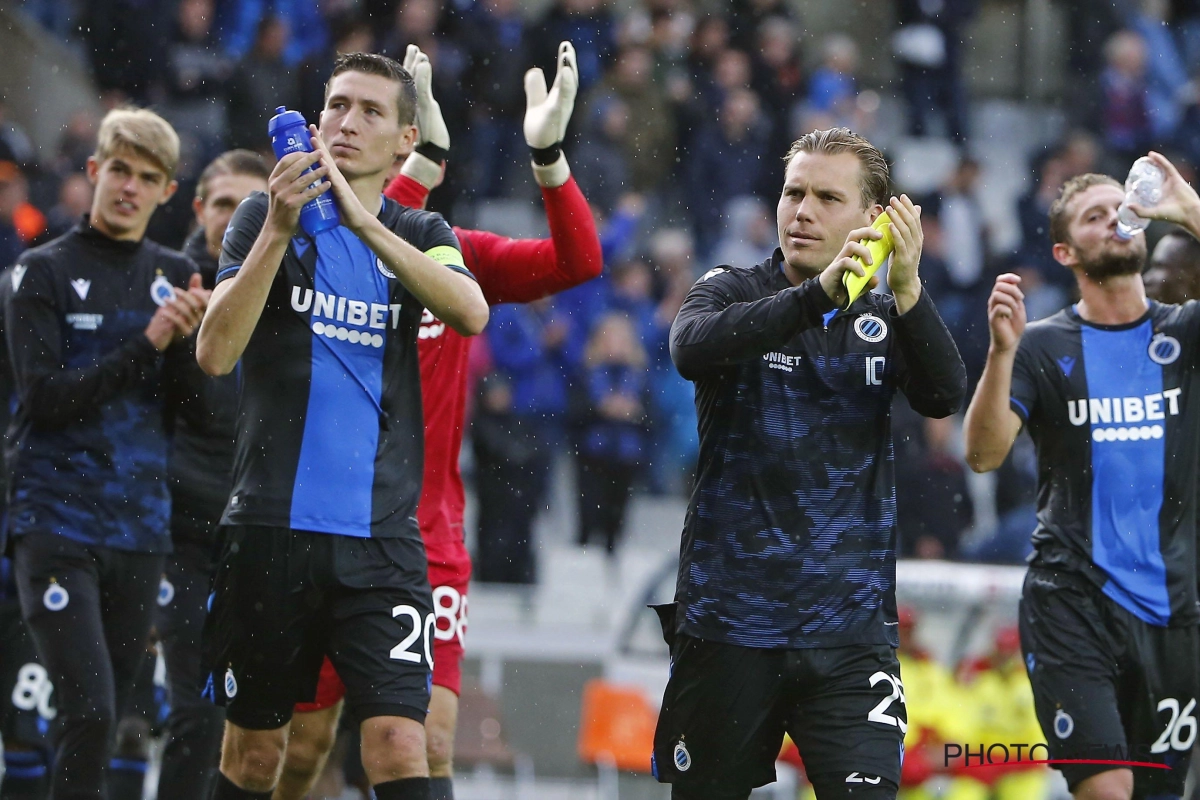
[{"left": 273, "top": 42, "right": 602, "bottom": 800}]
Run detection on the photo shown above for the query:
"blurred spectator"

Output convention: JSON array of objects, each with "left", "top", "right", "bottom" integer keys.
[
  {"left": 806, "top": 34, "right": 859, "bottom": 120},
  {"left": 572, "top": 98, "right": 634, "bottom": 214},
  {"left": 646, "top": 229, "right": 698, "bottom": 494},
  {"left": 895, "top": 607, "right": 973, "bottom": 791},
  {"left": 215, "top": 0, "right": 328, "bottom": 66},
  {"left": 80, "top": 0, "right": 172, "bottom": 104},
  {"left": 892, "top": 0, "right": 977, "bottom": 143},
  {"left": 378, "top": 0, "right": 470, "bottom": 207},
  {"left": 54, "top": 110, "right": 100, "bottom": 180},
  {"left": 711, "top": 196, "right": 776, "bottom": 269},
  {"left": 533, "top": 0, "right": 617, "bottom": 95},
  {"left": 955, "top": 626, "right": 1048, "bottom": 799},
  {"left": 939, "top": 157, "right": 988, "bottom": 290},
  {"left": 573, "top": 313, "right": 652, "bottom": 555},
  {"left": 1145, "top": 228, "right": 1200, "bottom": 303},
  {"left": 727, "top": 0, "right": 796, "bottom": 53},
  {"left": 0, "top": 163, "right": 29, "bottom": 269},
  {"left": 0, "top": 99, "right": 36, "bottom": 169},
  {"left": 588, "top": 46, "right": 676, "bottom": 197},
  {"left": 1015, "top": 149, "right": 1073, "bottom": 293},
  {"left": 162, "top": 0, "right": 233, "bottom": 168},
  {"left": 44, "top": 173, "right": 94, "bottom": 240},
  {"left": 226, "top": 15, "right": 297, "bottom": 154},
  {"left": 895, "top": 413, "right": 973, "bottom": 559},
  {"left": 1100, "top": 29, "right": 1153, "bottom": 164},
  {"left": 296, "top": 14, "right": 373, "bottom": 124},
  {"left": 459, "top": 0, "right": 532, "bottom": 198},
  {"left": 687, "top": 87, "right": 772, "bottom": 258},
  {"left": 751, "top": 17, "right": 804, "bottom": 157},
  {"left": 473, "top": 299, "right": 578, "bottom": 584},
  {"left": 1128, "top": 0, "right": 1191, "bottom": 143}
]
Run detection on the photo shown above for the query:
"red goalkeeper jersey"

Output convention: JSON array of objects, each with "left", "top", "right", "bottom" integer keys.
[{"left": 384, "top": 172, "right": 602, "bottom": 549}]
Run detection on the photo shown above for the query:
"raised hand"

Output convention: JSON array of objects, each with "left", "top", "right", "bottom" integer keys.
[
  {"left": 404, "top": 44, "right": 449, "bottom": 152},
  {"left": 987, "top": 273, "right": 1026, "bottom": 353},
  {"left": 524, "top": 41, "right": 578, "bottom": 149}
]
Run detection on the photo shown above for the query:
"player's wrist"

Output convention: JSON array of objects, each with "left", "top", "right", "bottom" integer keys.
[
  {"left": 401, "top": 151, "right": 444, "bottom": 191},
  {"left": 531, "top": 151, "right": 570, "bottom": 188}
]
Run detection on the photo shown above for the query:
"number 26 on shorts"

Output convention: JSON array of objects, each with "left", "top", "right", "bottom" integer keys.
[{"left": 391, "top": 604, "right": 436, "bottom": 667}]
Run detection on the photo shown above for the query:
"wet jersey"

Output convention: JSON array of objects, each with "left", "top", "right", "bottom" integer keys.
[
  {"left": 5, "top": 222, "right": 198, "bottom": 552},
  {"left": 670, "top": 251, "right": 966, "bottom": 649},
  {"left": 1010, "top": 302, "right": 1200, "bottom": 626},
  {"left": 215, "top": 192, "right": 468, "bottom": 539}
]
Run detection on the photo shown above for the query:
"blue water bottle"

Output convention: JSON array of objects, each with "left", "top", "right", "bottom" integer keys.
[{"left": 268, "top": 106, "right": 340, "bottom": 236}]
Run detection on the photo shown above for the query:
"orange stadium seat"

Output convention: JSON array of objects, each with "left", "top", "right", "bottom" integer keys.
[{"left": 577, "top": 679, "right": 658, "bottom": 773}]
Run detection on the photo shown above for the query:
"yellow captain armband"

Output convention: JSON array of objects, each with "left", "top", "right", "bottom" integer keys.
[{"left": 424, "top": 245, "right": 466, "bottom": 270}]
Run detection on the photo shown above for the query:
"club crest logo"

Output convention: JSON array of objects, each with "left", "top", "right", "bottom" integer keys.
[
  {"left": 150, "top": 275, "right": 176, "bottom": 307},
  {"left": 673, "top": 741, "right": 691, "bottom": 772},
  {"left": 224, "top": 668, "right": 238, "bottom": 698},
  {"left": 855, "top": 314, "right": 888, "bottom": 343},
  {"left": 377, "top": 257, "right": 397, "bottom": 280},
  {"left": 157, "top": 577, "right": 175, "bottom": 607},
  {"left": 1149, "top": 333, "right": 1181, "bottom": 365},
  {"left": 1054, "top": 709, "right": 1074, "bottom": 739},
  {"left": 43, "top": 582, "right": 68, "bottom": 612}
]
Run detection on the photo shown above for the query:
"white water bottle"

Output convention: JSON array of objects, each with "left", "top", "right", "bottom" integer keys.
[{"left": 1115, "top": 157, "right": 1165, "bottom": 240}]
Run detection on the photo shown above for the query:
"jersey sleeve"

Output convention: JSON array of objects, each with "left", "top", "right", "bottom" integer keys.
[
  {"left": 408, "top": 209, "right": 473, "bottom": 281},
  {"left": 216, "top": 192, "right": 268, "bottom": 285},
  {"left": 887, "top": 289, "right": 967, "bottom": 418},
  {"left": 669, "top": 266, "right": 837, "bottom": 381},
  {"left": 468, "top": 176, "right": 604, "bottom": 306},
  {"left": 6, "top": 255, "right": 162, "bottom": 428},
  {"left": 1010, "top": 336, "right": 1040, "bottom": 424}
]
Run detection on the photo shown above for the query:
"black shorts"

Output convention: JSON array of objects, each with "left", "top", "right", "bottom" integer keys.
[
  {"left": 652, "top": 606, "right": 904, "bottom": 796},
  {"left": 202, "top": 525, "right": 433, "bottom": 731},
  {"left": 0, "top": 595, "right": 56, "bottom": 751},
  {"left": 1020, "top": 566, "right": 1200, "bottom": 794}
]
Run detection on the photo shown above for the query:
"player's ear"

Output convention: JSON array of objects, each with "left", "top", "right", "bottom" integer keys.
[
  {"left": 192, "top": 195, "right": 205, "bottom": 226},
  {"left": 1051, "top": 241, "right": 1076, "bottom": 268},
  {"left": 867, "top": 202, "right": 884, "bottom": 223},
  {"left": 159, "top": 179, "right": 179, "bottom": 207}
]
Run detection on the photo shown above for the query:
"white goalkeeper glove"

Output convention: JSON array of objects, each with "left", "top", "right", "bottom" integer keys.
[
  {"left": 524, "top": 41, "right": 577, "bottom": 188},
  {"left": 400, "top": 44, "right": 450, "bottom": 190}
]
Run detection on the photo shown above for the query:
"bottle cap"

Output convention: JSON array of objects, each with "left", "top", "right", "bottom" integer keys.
[{"left": 268, "top": 107, "right": 306, "bottom": 138}]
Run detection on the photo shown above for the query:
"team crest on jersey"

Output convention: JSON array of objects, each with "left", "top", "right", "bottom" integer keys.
[
  {"left": 1054, "top": 709, "right": 1074, "bottom": 739},
  {"left": 150, "top": 275, "right": 176, "bottom": 307},
  {"left": 673, "top": 741, "right": 691, "bottom": 771},
  {"left": 157, "top": 577, "right": 175, "bottom": 607},
  {"left": 699, "top": 267, "right": 726, "bottom": 282},
  {"left": 1149, "top": 333, "right": 1181, "bottom": 365},
  {"left": 43, "top": 582, "right": 68, "bottom": 612},
  {"left": 855, "top": 314, "right": 888, "bottom": 343},
  {"left": 377, "top": 257, "right": 397, "bottom": 280},
  {"left": 224, "top": 668, "right": 238, "bottom": 698}
]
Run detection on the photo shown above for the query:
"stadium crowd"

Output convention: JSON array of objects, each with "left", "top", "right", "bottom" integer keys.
[{"left": 5, "top": 0, "right": 1200, "bottom": 574}]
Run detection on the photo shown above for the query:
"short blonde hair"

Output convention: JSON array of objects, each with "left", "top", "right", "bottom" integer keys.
[{"left": 93, "top": 107, "right": 181, "bottom": 180}]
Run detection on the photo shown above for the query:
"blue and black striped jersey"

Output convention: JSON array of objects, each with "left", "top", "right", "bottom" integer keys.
[
  {"left": 216, "top": 192, "right": 470, "bottom": 539},
  {"left": 670, "top": 251, "right": 966, "bottom": 649},
  {"left": 1011, "top": 302, "right": 1200, "bottom": 626}
]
